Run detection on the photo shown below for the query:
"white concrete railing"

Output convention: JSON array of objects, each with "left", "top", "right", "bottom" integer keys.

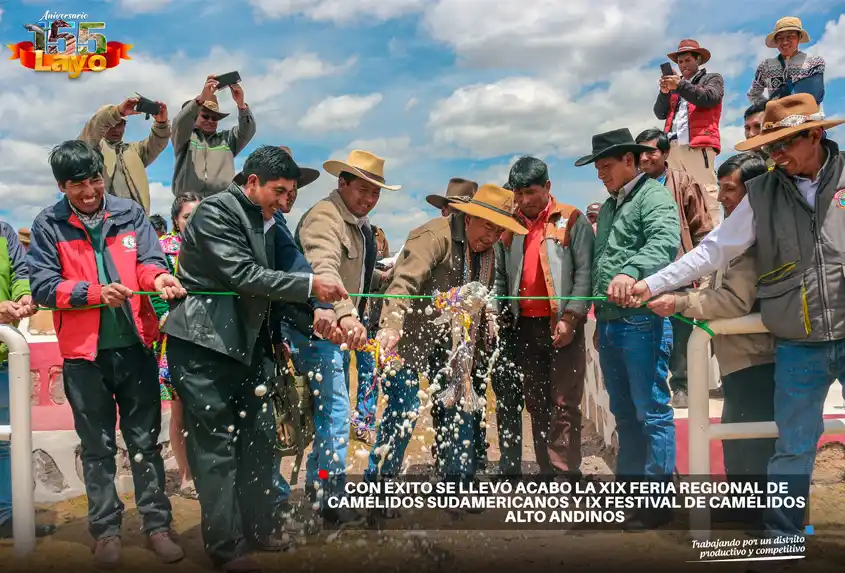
[
  {"left": 687, "top": 313, "right": 845, "bottom": 541},
  {"left": 0, "top": 324, "right": 36, "bottom": 556}
]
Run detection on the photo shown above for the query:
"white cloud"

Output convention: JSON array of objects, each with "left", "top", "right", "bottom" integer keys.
[
  {"left": 118, "top": 0, "right": 173, "bottom": 13},
  {"left": 0, "top": 139, "right": 59, "bottom": 225},
  {"left": 428, "top": 69, "right": 663, "bottom": 160},
  {"left": 249, "top": 0, "right": 426, "bottom": 24},
  {"left": 810, "top": 14, "right": 845, "bottom": 80},
  {"left": 298, "top": 93, "right": 383, "bottom": 131},
  {"left": 148, "top": 182, "right": 175, "bottom": 220},
  {"left": 423, "top": 0, "right": 674, "bottom": 81},
  {"left": 405, "top": 97, "right": 418, "bottom": 111},
  {"left": 0, "top": 47, "right": 354, "bottom": 145}
]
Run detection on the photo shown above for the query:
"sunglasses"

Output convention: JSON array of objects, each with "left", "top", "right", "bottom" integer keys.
[
  {"left": 200, "top": 113, "right": 219, "bottom": 121},
  {"left": 761, "top": 130, "right": 809, "bottom": 155}
]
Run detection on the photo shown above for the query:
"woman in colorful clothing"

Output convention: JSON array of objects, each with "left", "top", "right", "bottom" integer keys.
[
  {"left": 153, "top": 193, "right": 201, "bottom": 499},
  {"left": 748, "top": 17, "right": 825, "bottom": 108}
]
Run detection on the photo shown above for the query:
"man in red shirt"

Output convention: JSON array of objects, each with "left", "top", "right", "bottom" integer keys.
[{"left": 494, "top": 156, "right": 594, "bottom": 479}]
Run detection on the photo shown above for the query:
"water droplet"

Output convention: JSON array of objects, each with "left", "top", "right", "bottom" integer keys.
[
  {"left": 254, "top": 384, "right": 268, "bottom": 397},
  {"left": 315, "top": 372, "right": 323, "bottom": 382},
  {"left": 239, "top": 411, "right": 247, "bottom": 418},
  {"left": 227, "top": 425, "right": 235, "bottom": 432},
  {"left": 133, "top": 453, "right": 143, "bottom": 463}
]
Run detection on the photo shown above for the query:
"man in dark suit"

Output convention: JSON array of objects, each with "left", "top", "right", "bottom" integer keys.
[{"left": 163, "top": 146, "right": 347, "bottom": 572}]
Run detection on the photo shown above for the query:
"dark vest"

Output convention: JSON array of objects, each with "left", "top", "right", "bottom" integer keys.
[{"left": 748, "top": 140, "right": 845, "bottom": 342}]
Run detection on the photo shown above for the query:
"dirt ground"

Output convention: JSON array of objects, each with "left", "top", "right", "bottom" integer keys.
[{"left": 3, "top": 375, "right": 845, "bottom": 573}]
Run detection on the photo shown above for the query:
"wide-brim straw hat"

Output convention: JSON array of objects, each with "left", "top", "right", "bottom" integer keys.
[
  {"left": 766, "top": 17, "right": 811, "bottom": 49},
  {"left": 323, "top": 150, "right": 401, "bottom": 191},
  {"left": 181, "top": 95, "right": 229, "bottom": 119},
  {"left": 735, "top": 94, "right": 844, "bottom": 152},
  {"left": 574, "top": 128, "right": 656, "bottom": 167},
  {"left": 667, "top": 39, "right": 711, "bottom": 65},
  {"left": 233, "top": 145, "right": 320, "bottom": 187},
  {"left": 426, "top": 177, "right": 478, "bottom": 210},
  {"left": 450, "top": 184, "right": 527, "bottom": 235}
]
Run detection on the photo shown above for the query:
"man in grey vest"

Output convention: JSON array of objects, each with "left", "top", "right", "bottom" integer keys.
[{"left": 631, "top": 94, "right": 845, "bottom": 538}]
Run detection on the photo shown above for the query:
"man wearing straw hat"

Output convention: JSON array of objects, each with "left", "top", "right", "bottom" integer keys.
[
  {"left": 654, "top": 39, "right": 724, "bottom": 220},
  {"left": 171, "top": 74, "right": 256, "bottom": 198},
  {"left": 295, "top": 149, "right": 400, "bottom": 524},
  {"left": 633, "top": 93, "right": 845, "bottom": 538},
  {"left": 748, "top": 17, "right": 826, "bottom": 108},
  {"left": 371, "top": 184, "right": 527, "bottom": 491}
]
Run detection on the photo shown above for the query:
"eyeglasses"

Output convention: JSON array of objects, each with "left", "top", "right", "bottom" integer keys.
[{"left": 761, "top": 131, "right": 809, "bottom": 155}]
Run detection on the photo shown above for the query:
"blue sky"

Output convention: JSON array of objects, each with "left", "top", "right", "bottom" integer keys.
[{"left": 2, "top": 0, "right": 845, "bottom": 248}]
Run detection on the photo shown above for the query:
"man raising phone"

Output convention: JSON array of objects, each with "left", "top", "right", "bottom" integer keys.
[
  {"left": 171, "top": 74, "right": 256, "bottom": 198},
  {"left": 78, "top": 96, "right": 170, "bottom": 215}
]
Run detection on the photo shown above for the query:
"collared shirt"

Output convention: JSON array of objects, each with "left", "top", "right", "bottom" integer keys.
[
  {"left": 670, "top": 99, "right": 691, "bottom": 146},
  {"left": 69, "top": 199, "right": 105, "bottom": 228},
  {"left": 616, "top": 173, "right": 647, "bottom": 206},
  {"left": 656, "top": 171, "right": 668, "bottom": 186},
  {"left": 644, "top": 149, "right": 832, "bottom": 296}
]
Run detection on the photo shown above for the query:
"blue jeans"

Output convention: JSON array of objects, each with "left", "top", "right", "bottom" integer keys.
[
  {"left": 364, "top": 367, "right": 420, "bottom": 481},
  {"left": 0, "top": 366, "right": 10, "bottom": 527},
  {"left": 354, "top": 350, "right": 378, "bottom": 432},
  {"left": 764, "top": 338, "right": 845, "bottom": 536},
  {"left": 281, "top": 326, "right": 351, "bottom": 494},
  {"left": 597, "top": 314, "right": 675, "bottom": 478}
]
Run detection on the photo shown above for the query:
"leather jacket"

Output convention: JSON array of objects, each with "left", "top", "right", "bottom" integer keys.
[{"left": 162, "top": 184, "right": 312, "bottom": 364}]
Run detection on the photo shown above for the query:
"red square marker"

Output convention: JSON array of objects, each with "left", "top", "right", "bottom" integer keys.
[{"left": 318, "top": 469, "right": 329, "bottom": 480}]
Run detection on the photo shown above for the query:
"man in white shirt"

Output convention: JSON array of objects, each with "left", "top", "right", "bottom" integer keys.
[{"left": 632, "top": 94, "right": 845, "bottom": 539}]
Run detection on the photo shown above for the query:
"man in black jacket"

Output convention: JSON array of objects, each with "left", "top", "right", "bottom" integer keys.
[{"left": 163, "top": 146, "right": 347, "bottom": 572}]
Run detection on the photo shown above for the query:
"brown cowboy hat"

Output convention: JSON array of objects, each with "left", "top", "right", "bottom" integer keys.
[
  {"left": 17, "top": 228, "right": 30, "bottom": 246},
  {"left": 323, "top": 149, "right": 401, "bottom": 191},
  {"left": 735, "top": 94, "right": 845, "bottom": 152},
  {"left": 425, "top": 177, "right": 478, "bottom": 210},
  {"left": 233, "top": 145, "right": 320, "bottom": 188},
  {"left": 586, "top": 202, "right": 602, "bottom": 215},
  {"left": 766, "top": 17, "right": 811, "bottom": 48},
  {"left": 181, "top": 94, "right": 230, "bottom": 119},
  {"left": 450, "top": 184, "right": 527, "bottom": 235},
  {"left": 668, "top": 39, "right": 711, "bottom": 65}
]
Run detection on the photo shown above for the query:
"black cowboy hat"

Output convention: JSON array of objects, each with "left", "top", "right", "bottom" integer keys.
[
  {"left": 574, "top": 128, "right": 657, "bottom": 167},
  {"left": 233, "top": 145, "right": 320, "bottom": 188}
]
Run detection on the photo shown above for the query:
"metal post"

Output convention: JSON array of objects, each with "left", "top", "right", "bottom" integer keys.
[
  {"left": 0, "top": 324, "right": 35, "bottom": 556},
  {"left": 686, "top": 314, "right": 768, "bottom": 541},
  {"left": 686, "top": 324, "right": 713, "bottom": 541}
]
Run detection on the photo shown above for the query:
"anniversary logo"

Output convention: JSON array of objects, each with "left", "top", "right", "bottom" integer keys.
[{"left": 7, "top": 10, "right": 132, "bottom": 78}]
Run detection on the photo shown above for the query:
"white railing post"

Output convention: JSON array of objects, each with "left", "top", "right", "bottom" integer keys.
[
  {"left": 686, "top": 324, "right": 714, "bottom": 541},
  {"left": 0, "top": 324, "right": 35, "bottom": 556}
]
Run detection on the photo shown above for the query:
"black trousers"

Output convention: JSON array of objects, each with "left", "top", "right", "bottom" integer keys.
[
  {"left": 63, "top": 344, "right": 171, "bottom": 540},
  {"left": 166, "top": 336, "right": 277, "bottom": 566},
  {"left": 491, "top": 329, "right": 524, "bottom": 476},
  {"left": 721, "top": 362, "right": 777, "bottom": 479}
]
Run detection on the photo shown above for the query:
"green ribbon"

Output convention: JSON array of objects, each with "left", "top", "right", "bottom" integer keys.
[{"left": 36, "top": 290, "right": 714, "bottom": 336}]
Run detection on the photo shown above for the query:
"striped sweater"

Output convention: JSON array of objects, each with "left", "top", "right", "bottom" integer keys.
[{"left": 747, "top": 51, "right": 825, "bottom": 106}]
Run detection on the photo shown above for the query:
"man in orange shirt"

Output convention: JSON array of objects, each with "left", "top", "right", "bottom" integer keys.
[{"left": 494, "top": 156, "right": 594, "bottom": 479}]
